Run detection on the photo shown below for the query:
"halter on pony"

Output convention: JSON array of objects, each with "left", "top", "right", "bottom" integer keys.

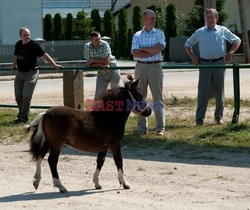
[{"left": 127, "top": 90, "right": 150, "bottom": 115}]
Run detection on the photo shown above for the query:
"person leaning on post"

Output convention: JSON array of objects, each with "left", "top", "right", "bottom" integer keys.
[
  {"left": 84, "top": 31, "right": 121, "bottom": 100},
  {"left": 184, "top": 8, "right": 241, "bottom": 126},
  {"left": 11, "top": 27, "right": 62, "bottom": 124}
]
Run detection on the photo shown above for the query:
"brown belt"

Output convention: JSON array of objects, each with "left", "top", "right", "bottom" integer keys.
[{"left": 137, "top": 60, "right": 162, "bottom": 64}]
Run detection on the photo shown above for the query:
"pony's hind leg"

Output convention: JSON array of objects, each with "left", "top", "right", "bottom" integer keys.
[
  {"left": 33, "top": 158, "right": 42, "bottom": 190},
  {"left": 93, "top": 150, "right": 107, "bottom": 189},
  {"left": 48, "top": 147, "right": 68, "bottom": 193},
  {"left": 111, "top": 145, "right": 130, "bottom": 189}
]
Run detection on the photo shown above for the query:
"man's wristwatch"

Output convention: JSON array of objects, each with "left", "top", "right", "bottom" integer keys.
[{"left": 229, "top": 50, "right": 234, "bottom": 55}]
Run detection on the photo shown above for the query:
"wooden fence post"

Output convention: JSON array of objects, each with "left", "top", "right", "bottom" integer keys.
[{"left": 63, "top": 70, "right": 84, "bottom": 109}]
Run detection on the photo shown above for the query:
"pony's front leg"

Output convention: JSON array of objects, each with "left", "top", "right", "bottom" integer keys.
[
  {"left": 111, "top": 146, "right": 130, "bottom": 189},
  {"left": 93, "top": 150, "right": 107, "bottom": 189},
  {"left": 33, "top": 158, "right": 42, "bottom": 190}
]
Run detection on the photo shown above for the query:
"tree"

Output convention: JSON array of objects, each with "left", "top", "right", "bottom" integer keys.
[
  {"left": 132, "top": 6, "right": 142, "bottom": 33},
  {"left": 43, "top": 14, "right": 53, "bottom": 40},
  {"left": 117, "top": 8, "right": 128, "bottom": 59},
  {"left": 183, "top": 0, "right": 204, "bottom": 36},
  {"left": 216, "top": 0, "right": 228, "bottom": 25},
  {"left": 74, "top": 11, "right": 87, "bottom": 39},
  {"left": 53, "top": 13, "right": 63, "bottom": 40},
  {"left": 184, "top": 0, "right": 228, "bottom": 36},
  {"left": 91, "top": 9, "right": 102, "bottom": 33},
  {"left": 64, "top": 13, "right": 73, "bottom": 40},
  {"left": 164, "top": 3, "right": 178, "bottom": 61},
  {"left": 127, "top": 29, "right": 133, "bottom": 59},
  {"left": 113, "top": 30, "right": 119, "bottom": 57},
  {"left": 103, "top": 9, "right": 115, "bottom": 50}
]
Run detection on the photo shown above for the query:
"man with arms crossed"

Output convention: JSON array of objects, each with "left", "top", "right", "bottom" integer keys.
[{"left": 131, "top": 9, "right": 166, "bottom": 135}]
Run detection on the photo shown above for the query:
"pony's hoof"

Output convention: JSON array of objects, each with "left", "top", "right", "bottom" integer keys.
[
  {"left": 59, "top": 188, "right": 68, "bottom": 193},
  {"left": 95, "top": 185, "right": 102, "bottom": 190},
  {"left": 33, "top": 182, "right": 39, "bottom": 190},
  {"left": 123, "top": 184, "right": 130, "bottom": 189}
]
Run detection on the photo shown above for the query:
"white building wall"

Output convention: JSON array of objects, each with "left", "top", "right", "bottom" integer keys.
[
  {"left": 0, "top": 3, "right": 2, "bottom": 43},
  {"left": 224, "top": 0, "right": 250, "bottom": 32},
  {"left": 0, "top": 0, "right": 42, "bottom": 44}
]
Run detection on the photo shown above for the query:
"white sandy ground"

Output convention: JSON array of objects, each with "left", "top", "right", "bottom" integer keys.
[{"left": 0, "top": 139, "right": 249, "bottom": 210}]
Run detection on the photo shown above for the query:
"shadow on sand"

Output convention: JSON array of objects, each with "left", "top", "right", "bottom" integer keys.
[
  {"left": 59, "top": 138, "right": 250, "bottom": 169},
  {"left": 0, "top": 188, "right": 119, "bottom": 203}
]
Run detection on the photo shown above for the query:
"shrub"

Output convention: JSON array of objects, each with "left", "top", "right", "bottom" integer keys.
[{"left": 43, "top": 14, "right": 53, "bottom": 40}]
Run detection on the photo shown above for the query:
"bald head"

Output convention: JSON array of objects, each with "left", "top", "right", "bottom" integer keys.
[
  {"left": 19, "top": 27, "right": 31, "bottom": 44},
  {"left": 143, "top": 9, "right": 156, "bottom": 18},
  {"left": 19, "top": 27, "right": 30, "bottom": 36},
  {"left": 143, "top": 9, "right": 156, "bottom": 31}
]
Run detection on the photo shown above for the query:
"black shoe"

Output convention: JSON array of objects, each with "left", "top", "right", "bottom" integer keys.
[
  {"left": 196, "top": 122, "right": 203, "bottom": 126},
  {"left": 13, "top": 118, "right": 28, "bottom": 125},
  {"left": 135, "top": 131, "right": 147, "bottom": 136}
]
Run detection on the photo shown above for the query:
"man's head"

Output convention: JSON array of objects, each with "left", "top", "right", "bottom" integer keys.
[
  {"left": 204, "top": 8, "right": 219, "bottom": 29},
  {"left": 143, "top": 9, "right": 156, "bottom": 31},
  {"left": 90, "top": 31, "right": 102, "bottom": 48},
  {"left": 19, "top": 27, "right": 31, "bottom": 44}
]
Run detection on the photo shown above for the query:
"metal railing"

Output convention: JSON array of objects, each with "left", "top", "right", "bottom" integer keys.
[{"left": 1, "top": 63, "right": 249, "bottom": 124}]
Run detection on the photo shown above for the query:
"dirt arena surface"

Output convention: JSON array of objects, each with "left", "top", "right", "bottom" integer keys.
[
  {"left": 0, "top": 139, "right": 249, "bottom": 210},
  {"left": 0, "top": 69, "right": 250, "bottom": 209}
]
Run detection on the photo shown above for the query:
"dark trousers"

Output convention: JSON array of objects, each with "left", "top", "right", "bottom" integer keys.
[
  {"left": 196, "top": 59, "right": 225, "bottom": 124},
  {"left": 14, "top": 70, "right": 39, "bottom": 121}
]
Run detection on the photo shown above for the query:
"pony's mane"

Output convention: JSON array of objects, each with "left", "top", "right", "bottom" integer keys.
[
  {"left": 100, "top": 87, "right": 125, "bottom": 101},
  {"left": 100, "top": 74, "right": 134, "bottom": 101}
]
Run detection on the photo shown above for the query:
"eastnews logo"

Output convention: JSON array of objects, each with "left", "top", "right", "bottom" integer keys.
[{"left": 86, "top": 99, "right": 163, "bottom": 111}]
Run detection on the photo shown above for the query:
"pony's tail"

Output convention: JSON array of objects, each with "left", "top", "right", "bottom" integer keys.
[{"left": 24, "top": 112, "right": 49, "bottom": 160}]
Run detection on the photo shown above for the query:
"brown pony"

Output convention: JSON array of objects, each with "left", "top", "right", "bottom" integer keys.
[{"left": 24, "top": 76, "right": 151, "bottom": 193}]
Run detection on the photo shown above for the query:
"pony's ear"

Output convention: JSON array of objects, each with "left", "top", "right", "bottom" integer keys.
[
  {"left": 127, "top": 74, "right": 134, "bottom": 82},
  {"left": 131, "top": 79, "right": 139, "bottom": 89}
]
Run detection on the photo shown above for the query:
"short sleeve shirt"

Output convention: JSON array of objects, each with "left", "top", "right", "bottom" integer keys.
[
  {"left": 185, "top": 25, "right": 241, "bottom": 59},
  {"left": 84, "top": 40, "right": 111, "bottom": 60},
  {"left": 14, "top": 40, "right": 45, "bottom": 72},
  {"left": 131, "top": 27, "right": 166, "bottom": 62}
]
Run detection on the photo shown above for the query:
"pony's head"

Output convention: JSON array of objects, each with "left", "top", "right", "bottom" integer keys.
[{"left": 125, "top": 74, "right": 152, "bottom": 117}]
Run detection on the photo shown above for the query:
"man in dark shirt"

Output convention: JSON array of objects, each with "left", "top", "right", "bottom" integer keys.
[{"left": 11, "top": 27, "right": 62, "bottom": 124}]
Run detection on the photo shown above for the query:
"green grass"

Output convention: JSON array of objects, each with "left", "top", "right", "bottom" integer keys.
[
  {"left": 0, "top": 109, "right": 37, "bottom": 142},
  {"left": 1, "top": 96, "right": 250, "bottom": 155},
  {"left": 123, "top": 115, "right": 250, "bottom": 153},
  {"left": 165, "top": 95, "right": 250, "bottom": 107},
  {"left": 122, "top": 96, "right": 250, "bottom": 154}
]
